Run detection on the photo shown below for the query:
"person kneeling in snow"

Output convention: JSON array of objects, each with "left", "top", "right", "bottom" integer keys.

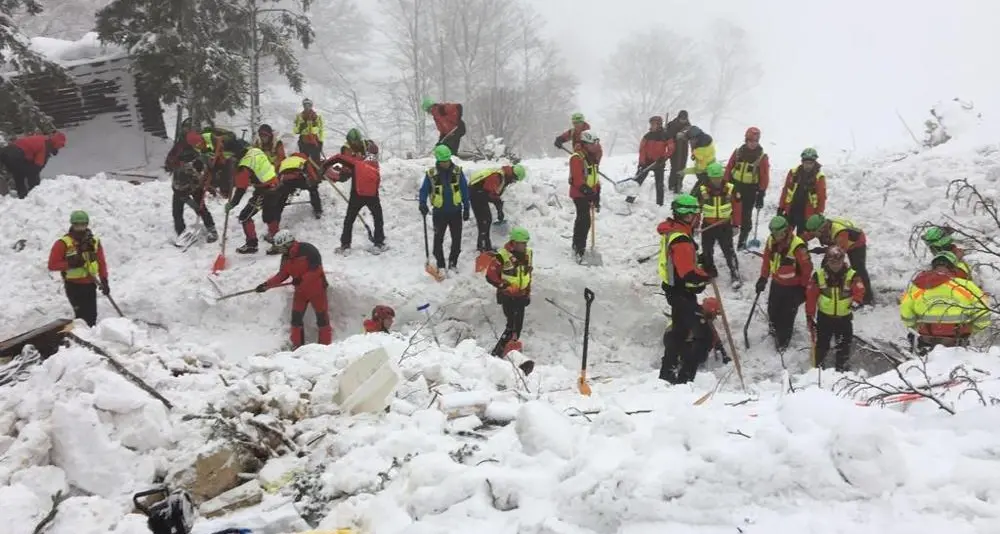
[
  {"left": 661, "top": 297, "right": 727, "bottom": 384},
  {"left": 485, "top": 226, "right": 535, "bottom": 376},
  {"left": 255, "top": 230, "right": 332, "bottom": 348},
  {"left": 363, "top": 305, "right": 395, "bottom": 333}
]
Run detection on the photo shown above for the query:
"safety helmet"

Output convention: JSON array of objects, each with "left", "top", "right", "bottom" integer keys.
[
  {"left": 302, "top": 98, "right": 313, "bottom": 107},
  {"left": 421, "top": 97, "right": 434, "bottom": 112},
  {"left": 571, "top": 112, "right": 585, "bottom": 124},
  {"left": 185, "top": 130, "right": 205, "bottom": 149},
  {"left": 745, "top": 126, "right": 761, "bottom": 141},
  {"left": 509, "top": 226, "right": 530, "bottom": 242},
  {"left": 579, "top": 130, "right": 598, "bottom": 144},
  {"left": 512, "top": 163, "right": 526, "bottom": 181},
  {"left": 825, "top": 245, "right": 846, "bottom": 263},
  {"left": 50, "top": 131, "right": 67, "bottom": 149},
  {"left": 372, "top": 305, "right": 395, "bottom": 321},
  {"left": 801, "top": 147, "right": 819, "bottom": 161},
  {"left": 769, "top": 215, "right": 790, "bottom": 233},
  {"left": 932, "top": 251, "right": 958, "bottom": 268},
  {"left": 433, "top": 144, "right": 452, "bottom": 162},
  {"left": 923, "top": 226, "right": 953, "bottom": 247},
  {"left": 649, "top": 115, "right": 663, "bottom": 124},
  {"left": 805, "top": 214, "right": 827, "bottom": 232},
  {"left": 70, "top": 210, "right": 89, "bottom": 225},
  {"left": 258, "top": 124, "right": 273, "bottom": 136},
  {"left": 686, "top": 125, "right": 703, "bottom": 139},
  {"left": 671, "top": 194, "right": 701, "bottom": 215},
  {"left": 347, "top": 128, "right": 362, "bottom": 143},
  {"left": 272, "top": 229, "right": 295, "bottom": 247},
  {"left": 701, "top": 297, "right": 721, "bottom": 316},
  {"left": 706, "top": 161, "right": 724, "bottom": 179}
]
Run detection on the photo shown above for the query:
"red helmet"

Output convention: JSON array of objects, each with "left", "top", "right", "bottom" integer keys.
[
  {"left": 701, "top": 297, "right": 721, "bottom": 316},
  {"left": 185, "top": 130, "right": 205, "bottom": 149},
  {"left": 372, "top": 305, "right": 395, "bottom": 321},
  {"left": 745, "top": 127, "right": 761, "bottom": 141}
]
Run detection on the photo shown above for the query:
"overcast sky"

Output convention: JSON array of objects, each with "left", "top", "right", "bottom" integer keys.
[{"left": 532, "top": 0, "right": 1000, "bottom": 162}]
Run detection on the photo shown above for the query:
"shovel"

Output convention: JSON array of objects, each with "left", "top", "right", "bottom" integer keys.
[
  {"left": 211, "top": 211, "right": 230, "bottom": 274},
  {"left": 585, "top": 204, "right": 604, "bottom": 266},
  {"left": 474, "top": 251, "right": 494, "bottom": 273},
  {"left": 578, "top": 287, "right": 596, "bottom": 396},
  {"left": 205, "top": 282, "right": 293, "bottom": 305},
  {"left": 746, "top": 208, "right": 762, "bottom": 250},
  {"left": 422, "top": 214, "right": 444, "bottom": 282},
  {"left": 558, "top": 146, "right": 632, "bottom": 194},
  {"left": 624, "top": 161, "right": 658, "bottom": 203}
]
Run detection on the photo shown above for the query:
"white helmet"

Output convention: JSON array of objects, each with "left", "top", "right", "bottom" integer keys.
[
  {"left": 273, "top": 229, "right": 295, "bottom": 247},
  {"left": 579, "top": 130, "right": 598, "bottom": 144}
]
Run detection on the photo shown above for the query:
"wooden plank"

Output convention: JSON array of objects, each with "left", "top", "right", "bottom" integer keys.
[{"left": 0, "top": 319, "right": 74, "bottom": 361}]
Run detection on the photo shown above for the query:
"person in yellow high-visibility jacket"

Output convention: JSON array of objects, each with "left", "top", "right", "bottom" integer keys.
[
  {"left": 681, "top": 125, "right": 716, "bottom": 195},
  {"left": 899, "top": 251, "right": 991, "bottom": 354}
]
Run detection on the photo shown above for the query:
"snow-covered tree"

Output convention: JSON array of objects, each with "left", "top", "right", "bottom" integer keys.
[{"left": 701, "top": 19, "right": 762, "bottom": 134}]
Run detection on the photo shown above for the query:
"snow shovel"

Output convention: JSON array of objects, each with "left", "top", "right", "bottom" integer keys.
[
  {"left": 475, "top": 251, "right": 494, "bottom": 273},
  {"left": 211, "top": 211, "right": 230, "bottom": 274},
  {"left": 624, "top": 161, "right": 658, "bottom": 203},
  {"left": 743, "top": 289, "right": 763, "bottom": 349},
  {"left": 207, "top": 282, "right": 293, "bottom": 305},
  {"left": 422, "top": 214, "right": 444, "bottom": 282},
  {"left": 578, "top": 287, "right": 595, "bottom": 396},
  {"left": 746, "top": 208, "right": 762, "bottom": 250},
  {"left": 586, "top": 204, "right": 604, "bottom": 266},
  {"left": 557, "top": 146, "right": 631, "bottom": 194}
]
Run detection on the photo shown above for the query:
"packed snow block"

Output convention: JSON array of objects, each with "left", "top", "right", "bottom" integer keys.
[
  {"left": 483, "top": 401, "right": 519, "bottom": 425},
  {"left": 0, "top": 421, "right": 52, "bottom": 485},
  {"left": 318, "top": 492, "right": 411, "bottom": 533},
  {"left": 436, "top": 391, "right": 491, "bottom": 419},
  {"left": 411, "top": 409, "right": 447, "bottom": 434},
  {"left": 0, "top": 484, "right": 46, "bottom": 534},
  {"left": 44, "top": 495, "right": 123, "bottom": 534},
  {"left": 589, "top": 408, "right": 636, "bottom": 437},
  {"left": 10, "top": 465, "right": 69, "bottom": 501},
  {"left": 96, "top": 318, "right": 144, "bottom": 347},
  {"left": 515, "top": 402, "right": 578, "bottom": 460},
  {"left": 199, "top": 480, "right": 264, "bottom": 518},
  {"left": 829, "top": 418, "right": 908, "bottom": 495},
  {"left": 447, "top": 415, "right": 482, "bottom": 433},
  {"left": 258, "top": 455, "right": 306, "bottom": 494},
  {"left": 333, "top": 347, "right": 400, "bottom": 415}
]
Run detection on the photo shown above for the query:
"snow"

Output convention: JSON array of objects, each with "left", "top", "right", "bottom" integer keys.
[
  {"left": 29, "top": 32, "right": 127, "bottom": 66},
  {"left": 1, "top": 115, "right": 999, "bottom": 533}
]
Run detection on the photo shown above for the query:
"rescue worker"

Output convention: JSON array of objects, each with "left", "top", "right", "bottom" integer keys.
[
  {"left": 553, "top": 112, "right": 591, "bottom": 151},
  {"left": 363, "top": 305, "right": 395, "bottom": 334},
  {"left": 804, "top": 213, "right": 873, "bottom": 305},
  {"left": 755, "top": 215, "right": 813, "bottom": 352},
  {"left": 569, "top": 130, "right": 602, "bottom": 263},
  {"left": 683, "top": 125, "right": 716, "bottom": 194},
  {"left": 777, "top": 148, "right": 826, "bottom": 235},
  {"left": 632, "top": 115, "right": 675, "bottom": 206},
  {"left": 696, "top": 161, "right": 743, "bottom": 288},
  {"left": 656, "top": 194, "right": 713, "bottom": 384},
  {"left": 192, "top": 126, "right": 238, "bottom": 197},
  {"left": 254, "top": 123, "right": 286, "bottom": 167},
  {"left": 224, "top": 141, "right": 282, "bottom": 254},
  {"left": 921, "top": 226, "right": 971, "bottom": 279},
  {"left": 255, "top": 230, "right": 332, "bottom": 348},
  {"left": 665, "top": 110, "right": 690, "bottom": 194},
  {"left": 326, "top": 152, "right": 386, "bottom": 252},
  {"left": 805, "top": 246, "right": 865, "bottom": 372},
  {"left": 164, "top": 131, "right": 218, "bottom": 243},
  {"left": 47, "top": 210, "right": 109, "bottom": 327},
  {"left": 293, "top": 98, "right": 324, "bottom": 163},
  {"left": 469, "top": 164, "right": 526, "bottom": 252},
  {"left": 275, "top": 151, "right": 323, "bottom": 223},
  {"left": 422, "top": 98, "right": 466, "bottom": 153},
  {"left": 724, "top": 126, "right": 770, "bottom": 249},
  {"left": 899, "top": 251, "right": 991, "bottom": 354},
  {"left": 418, "top": 145, "right": 470, "bottom": 271},
  {"left": 341, "top": 128, "right": 380, "bottom": 160},
  {"left": 661, "top": 297, "right": 727, "bottom": 384},
  {"left": 0, "top": 130, "right": 66, "bottom": 198},
  {"left": 485, "top": 226, "right": 535, "bottom": 376}
]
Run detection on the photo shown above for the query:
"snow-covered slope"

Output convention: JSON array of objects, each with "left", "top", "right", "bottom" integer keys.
[{"left": 2, "top": 123, "right": 999, "bottom": 533}]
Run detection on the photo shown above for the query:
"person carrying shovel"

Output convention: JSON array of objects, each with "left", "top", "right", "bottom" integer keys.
[
  {"left": 422, "top": 98, "right": 466, "bottom": 153},
  {"left": 419, "top": 145, "right": 470, "bottom": 273},
  {"left": 48, "top": 210, "right": 110, "bottom": 327},
  {"left": 723, "top": 126, "right": 770, "bottom": 250},
  {"left": 568, "top": 131, "right": 603, "bottom": 264},
  {"left": 254, "top": 230, "right": 332, "bottom": 348},
  {"left": 485, "top": 226, "right": 536, "bottom": 376}
]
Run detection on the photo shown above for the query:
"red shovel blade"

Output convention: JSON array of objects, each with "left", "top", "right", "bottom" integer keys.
[
  {"left": 212, "top": 253, "right": 226, "bottom": 273},
  {"left": 474, "top": 251, "right": 494, "bottom": 273}
]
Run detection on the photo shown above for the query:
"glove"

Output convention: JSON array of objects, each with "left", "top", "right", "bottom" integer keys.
[
  {"left": 755, "top": 277, "right": 767, "bottom": 294},
  {"left": 67, "top": 255, "right": 85, "bottom": 268},
  {"left": 755, "top": 192, "right": 764, "bottom": 209},
  {"left": 99, "top": 278, "right": 110, "bottom": 296},
  {"left": 554, "top": 139, "right": 564, "bottom": 149},
  {"left": 716, "top": 347, "right": 731, "bottom": 364},
  {"left": 462, "top": 206, "right": 470, "bottom": 221},
  {"left": 850, "top": 301, "right": 863, "bottom": 311},
  {"left": 419, "top": 203, "right": 429, "bottom": 216},
  {"left": 810, "top": 247, "right": 826, "bottom": 254},
  {"left": 224, "top": 202, "right": 235, "bottom": 213},
  {"left": 255, "top": 283, "right": 268, "bottom": 293},
  {"left": 775, "top": 207, "right": 785, "bottom": 217}
]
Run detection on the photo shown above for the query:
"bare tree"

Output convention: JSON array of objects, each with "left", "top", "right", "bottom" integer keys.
[
  {"left": 702, "top": 19, "right": 762, "bottom": 134},
  {"left": 382, "top": 0, "right": 434, "bottom": 153}
]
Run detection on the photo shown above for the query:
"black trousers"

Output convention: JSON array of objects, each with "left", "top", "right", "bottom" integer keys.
[
  {"left": 238, "top": 188, "right": 282, "bottom": 242},
  {"left": 278, "top": 177, "right": 322, "bottom": 215},
  {"left": 298, "top": 141, "right": 323, "bottom": 163},
  {"left": 701, "top": 224, "right": 739, "bottom": 279},
  {"left": 572, "top": 198, "right": 593, "bottom": 254},
  {"left": 492, "top": 293, "right": 528, "bottom": 355},
  {"left": 341, "top": 193, "right": 385, "bottom": 247},
  {"left": 637, "top": 166, "right": 666, "bottom": 205},
  {"left": 661, "top": 288, "right": 703, "bottom": 383},
  {"left": 65, "top": 282, "right": 98, "bottom": 327},
  {"left": 172, "top": 187, "right": 216, "bottom": 234},
  {"left": 815, "top": 314, "right": 852, "bottom": 371},
  {"left": 768, "top": 283, "right": 805, "bottom": 352},
  {"left": 847, "top": 246, "right": 874, "bottom": 305},
  {"left": 0, "top": 146, "right": 41, "bottom": 199},
  {"left": 668, "top": 158, "right": 685, "bottom": 194},
  {"left": 787, "top": 203, "right": 808, "bottom": 236},
  {"left": 470, "top": 192, "right": 496, "bottom": 251},
  {"left": 733, "top": 182, "right": 760, "bottom": 247},
  {"left": 432, "top": 211, "right": 463, "bottom": 268},
  {"left": 210, "top": 160, "right": 233, "bottom": 198}
]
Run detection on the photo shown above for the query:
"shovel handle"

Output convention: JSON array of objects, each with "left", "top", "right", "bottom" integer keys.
[{"left": 584, "top": 287, "right": 595, "bottom": 305}]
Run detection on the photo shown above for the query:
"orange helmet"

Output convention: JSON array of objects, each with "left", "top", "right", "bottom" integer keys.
[
  {"left": 701, "top": 297, "right": 721, "bottom": 316},
  {"left": 745, "top": 127, "right": 761, "bottom": 142},
  {"left": 49, "top": 131, "right": 67, "bottom": 149},
  {"left": 372, "top": 305, "right": 395, "bottom": 321}
]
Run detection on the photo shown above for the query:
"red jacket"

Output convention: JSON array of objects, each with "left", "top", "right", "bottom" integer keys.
[
  {"left": 14, "top": 135, "right": 55, "bottom": 167},
  {"left": 696, "top": 182, "right": 743, "bottom": 227},
  {"left": 805, "top": 223, "right": 867, "bottom": 252},
  {"left": 472, "top": 166, "right": 513, "bottom": 199},
  {"left": 555, "top": 122, "right": 591, "bottom": 148},
  {"left": 656, "top": 219, "right": 710, "bottom": 287},
  {"left": 327, "top": 153, "right": 380, "bottom": 197},
  {"left": 568, "top": 149, "right": 601, "bottom": 199},
  {"left": 363, "top": 319, "right": 387, "bottom": 333},
  {"left": 805, "top": 266, "right": 865, "bottom": 317},
  {"left": 256, "top": 138, "right": 286, "bottom": 168},
  {"left": 341, "top": 139, "right": 379, "bottom": 158},
  {"left": 430, "top": 103, "right": 462, "bottom": 135},
  {"left": 759, "top": 235, "right": 813, "bottom": 287},
  {"left": 48, "top": 232, "right": 108, "bottom": 285},
  {"left": 265, "top": 241, "right": 326, "bottom": 294},
  {"left": 778, "top": 165, "right": 826, "bottom": 219},
  {"left": 723, "top": 144, "right": 770, "bottom": 191},
  {"left": 638, "top": 127, "right": 675, "bottom": 168}
]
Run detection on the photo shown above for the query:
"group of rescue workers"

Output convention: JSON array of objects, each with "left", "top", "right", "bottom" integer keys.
[{"left": 13, "top": 100, "right": 992, "bottom": 386}]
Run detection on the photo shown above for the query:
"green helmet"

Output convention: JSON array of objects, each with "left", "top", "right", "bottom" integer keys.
[
  {"left": 801, "top": 147, "right": 819, "bottom": 161},
  {"left": 512, "top": 163, "right": 526, "bottom": 181},
  {"left": 706, "top": 161, "right": 724, "bottom": 179},
  {"left": 769, "top": 215, "right": 790, "bottom": 233},
  {"left": 571, "top": 112, "right": 585, "bottom": 124},
  {"left": 510, "top": 226, "right": 530, "bottom": 243},
  {"left": 421, "top": 97, "right": 434, "bottom": 112},
  {"left": 804, "top": 214, "right": 827, "bottom": 232},
  {"left": 433, "top": 144, "right": 452, "bottom": 162},
  {"left": 932, "top": 251, "right": 957, "bottom": 267},
  {"left": 347, "top": 128, "right": 362, "bottom": 143},
  {"left": 70, "top": 210, "right": 89, "bottom": 225},
  {"left": 923, "top": 226, "right": 953, "bottom": 247},
  {"left": 671, "top": 194, "right": 701, "bottom": 215}
]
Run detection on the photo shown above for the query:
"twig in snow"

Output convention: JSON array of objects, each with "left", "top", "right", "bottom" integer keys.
[
  {"left": 727, "top": 430, "right": 751, "bottom": 439},
  {"left": 562, "top": 407, "right": 592, "bottom": 422},
  {"left": 65, "top": 333, "right": 173, "bottom": 409},
  {"left": 725, "top": 398, "right": 755, "bottom": 407},
  {"left": 246, "top": 418, "right": 299, "bottom": 455},
  {"left": 33, "top": 491, "right": 68, "bottom": 534}
]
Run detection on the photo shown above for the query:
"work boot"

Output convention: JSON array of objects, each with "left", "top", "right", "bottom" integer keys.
[
  {"left": 266, "top": 244, "right": 282, "bottom": 255},
  {"left": 236, "top": 241, "right": 258, "bottom": 254},
  {"left": 262, "top": 233, "right": 275, "bottom": 244},
  {"left": 448, "top": 260, "right": 458, "bottom": 271},
  {"left": 205, "top": 227, "right": 219, "bottom": 243}
]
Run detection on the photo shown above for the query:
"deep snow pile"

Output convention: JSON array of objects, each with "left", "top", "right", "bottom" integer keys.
[{"left": 2, "top": 121, "right": 1000, "bottom": 532}]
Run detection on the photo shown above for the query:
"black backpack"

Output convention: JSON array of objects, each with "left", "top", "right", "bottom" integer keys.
[{"left": 133, "top": 487, "right": 196, "bottom": 534}]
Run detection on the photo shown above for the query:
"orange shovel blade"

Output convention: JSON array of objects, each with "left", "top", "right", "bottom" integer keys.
[
  {"left": 474, "top": 251, "right": 493, "bottom": 273},
  {"left": 212, "top": 253, "right": 226, "bottom": 273},
  {"left": 425, "top": 263, "right": 443, "bottom": 282}
]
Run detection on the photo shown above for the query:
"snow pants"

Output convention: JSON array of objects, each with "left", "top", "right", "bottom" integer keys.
[
  {"left": 432, "top": 210, "right": 463, "bottom": 268},
  {"left": 0, "top": 145, "right": 41, "bottom": 198},
  {"left": 290, "top": 272, "right": 331, "bottom": 348},
  {"left": 492, "top": 293, "right": 528, "bottom": 356},
  {"left": 238, "top": 188, "right": 282, "bottom": 245},
  {"left": 209, "top": 159, "right": 233, "bottom": 198},
  {"left": 847, "top": 246, "right": 874, "bottom": 305},
  {"left": 277, "top": 175, "right": 322, "bottom": 217},
  {"left": 733, "top": 182, "right": 760, "bottom": 248},
  {"left": 767, "top": 283, "right": 805, "bottom": 352},
  {"left": 341, "top": 192, "right": 385, "bottom": 248},
  {"left": 172, "top": 187, "right": 216, "bottom": 235},
  {"left": 437, "top": 120, "right": 465, "bottom": 154},
  {"left": 572, "top": 198, "right": 594, "bottom": 255},
  {"left": 471, "top": 192, "right": 499, "bottom": 251},
  {"left": 65, "top": 281, "right": 98, "bottom": 327},
  {"left": 637, "top": 165, "right": 666, "bottom": 205},
  {"left": 815, "top": 313, "right": 852, "bottom": 371},
  {"left": 701, "top": 224, "right": 740, "bottom": 281},
  {"left": 660, "top": 287, "right": 703, "bottom": 383}
]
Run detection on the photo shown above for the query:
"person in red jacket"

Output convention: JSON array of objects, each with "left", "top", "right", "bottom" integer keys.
[
  {"left": 48, "top": 210, "right": 109, "bottom": 327},
  {"left": 805, "top": 246, "right": 865, "bottom": 371},
  {"left": 254, "top": 124, "right": 286, "bottom": 168},
  {"left": 804, "top": 213, "right": 873, "bottom": 305},
  {"left": 0, "top": 131, "right": 66, "bottom": 198},
  {"left": 363, "top": 305, "right": 395, "bottom": 333},
  {"left": 341, "top": 128, "right": 379, "bottom": 160},
  {"left": 553, "top": 113, "right": 590, "bottom": 152},
  {"left": 630, "top": 115, "right": 675, "bottom": 205},
  {"left": 255, "top": 231, "right": 331, "bottom": 348},
  {"left": 568, "top": 131, "right": 603, "bottom": 263},
  {"left": 778, "top": 147, "right": 826, "bottom": 235},
  {"left": 724, "top": 126, "right": 771, "bottom": 249},
  {"left": 755, "top": 215, "right": 813, "bottom": 352},
  {"left": 225, "top": 140, "right": 283, "bottom": 254},
  {"left": 325, "top": 152, "right": 386, "bottom": 253},
  {"left": 163, "top": 131, "right": 218, "bottom": 243},
  {"left": 485, "top": 226, "right": 535, "bottom": 376},
  {"left": 422, "top": 98, "right": 466, "bottom": 153}
]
